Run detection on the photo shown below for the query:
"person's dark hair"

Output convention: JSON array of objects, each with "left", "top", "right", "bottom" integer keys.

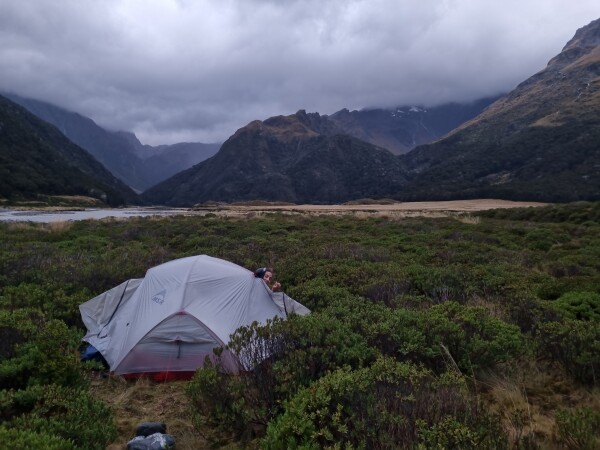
[{"left": 254, "top": 267, "right": 267, "bottom": 278}]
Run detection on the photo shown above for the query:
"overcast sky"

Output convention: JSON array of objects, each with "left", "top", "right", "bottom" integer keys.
[{"left": 1, "top": 0, "right": 599, "bottom": 145}]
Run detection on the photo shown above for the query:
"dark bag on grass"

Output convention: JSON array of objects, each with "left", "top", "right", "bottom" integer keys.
[{"left": 135, "top": 422, "right": 167, "bottom": 437}]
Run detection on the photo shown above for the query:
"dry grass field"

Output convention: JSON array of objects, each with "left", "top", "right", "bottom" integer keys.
[{"left": 193, "top": 199, "right": 547, "bottom": 219}]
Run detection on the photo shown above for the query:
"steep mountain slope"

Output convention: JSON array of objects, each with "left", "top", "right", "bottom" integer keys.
[
  {"left": 5, "top": 94, "right": 220, "bottom": 191},
  {"left": 144, "top": 14, "right": 600, "bottom": 208},
  {"left": 142, "top": 110, "right": 407, "bottom": 206},
  {"left": 14, "top": 18, "right": 597, "bottom": 206},
  {"left": 401, "top": 18, "right": 600, "bottom": 202},
  {"left": 327, "top": 97, "right": 499, "bottom": 155},
  {"left": 138, "top": 141, "right": 221, "bottom": 189},
  {"left": 0, "top": 95, "right": 139, "bottom": 205}
]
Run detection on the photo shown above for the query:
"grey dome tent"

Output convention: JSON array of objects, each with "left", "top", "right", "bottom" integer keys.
[{"left": 79, "top": 255, "right": 309, "bottom": 379}]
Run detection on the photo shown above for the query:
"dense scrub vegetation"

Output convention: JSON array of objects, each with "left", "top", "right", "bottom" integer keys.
[{"left": 0, "top": 202, "right": 599, "bottom": 448}]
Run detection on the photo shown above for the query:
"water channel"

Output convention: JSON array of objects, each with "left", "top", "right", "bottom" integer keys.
[{"left": 0, "top": 208, "right": 191, "bottom": 223}]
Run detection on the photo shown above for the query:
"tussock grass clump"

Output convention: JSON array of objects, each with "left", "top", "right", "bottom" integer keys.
[{"left": 91, "top": 376, "right": 205, "bottom": 450}]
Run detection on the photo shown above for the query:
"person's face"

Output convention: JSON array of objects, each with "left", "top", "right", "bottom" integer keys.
[{"left": 264, "top": 271, "right": 273, "bottom": 283}]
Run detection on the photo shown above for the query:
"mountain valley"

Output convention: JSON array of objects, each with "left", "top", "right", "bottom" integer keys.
[{"left": 2, "top": 19, "right": 600, "bottom": 206}]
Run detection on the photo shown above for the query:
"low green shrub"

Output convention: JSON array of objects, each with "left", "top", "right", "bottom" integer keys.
[
  {"left": 352, "top": 300, "right": 527, "bottom": 374},
  {"left": 0, "top": 309, "right": 45, "bottom": 361},
  {"left": 402, "top": 264, "right": 469, "bottom": 304},
  {"left": 525, "top": 229, "right": 559, "bottom": 251},
  {"left": 186, "top": 318, "right": 296, "bottom": 443},
  {"left": 187, "top": 314, "right": 377, "bottom": 444},
  {"left": 398, "top": 302, "right": 527, "bottom": 374},
  {"left": 0, "top": 283, "right": 48, "bottom": 311},
  {"left": 359, "top": 307, "right": 430, "bottom": 363},
  {"left": 506, "top": 293, "right": 560, "bottom": 334},
  {"left": 263, "top": 357, "right": 506, "bottom": 449},
  {"left": 416, "top": 415, "right": 506, "bottom": 450},
  {"left": 0, "top": 282, "right": 92, "bottom": 326},
  {"left": 537, "top": 319, "right": 600, "bottom": 385},
  {"left": 537, "top": 276, "right": 599, "bottom": 301},
  {"left": 2, "top": 384, "right": 117, "bottom": 450},
  {"left": 280, "top": 312, "right": 376, "bottom": 377},
  {"left": 186, "top": 358, "right": 252, "bottom": 444},
  {"left": 304, "top": 297, "right": 525, "bottom": 375},
  {"left": 554, "top": 406, "right": 600, "bottom": 450},
  {"left": 286, "top": 278, "right": 357, "bottom": 311},
  {"left": 0, "top": 317, "right": 85, "bottom": 389},
  {"left": 0, "top": 425, "right": 77, "bottom": 450},
  {"left": 551, "top": 291, "right": 600, "bottom": 321}
]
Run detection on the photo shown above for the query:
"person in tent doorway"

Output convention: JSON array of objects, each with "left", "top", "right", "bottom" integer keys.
[
  {"left": 255, "top": 266, "right": 311, "bottom": 316},
  {"left": 255, "top": 267, "right": 281, "bottom": 292}
]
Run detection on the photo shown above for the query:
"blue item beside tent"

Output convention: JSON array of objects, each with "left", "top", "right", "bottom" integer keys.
[{"left": 80, "top": 344, "right": 108, "bottom": 368}]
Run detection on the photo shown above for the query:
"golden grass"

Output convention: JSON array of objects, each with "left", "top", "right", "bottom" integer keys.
[
  {"left": 89, "top": 374, "right": 209, "bottom": 450},
  {"left": 50, "top": 195, "right": 104, "bottom": 206},
  {"left": 44, "top": 220, "right": 73, "bottom": 232},
  {"left": 455, "top": 213, "right": 481, "bottom": 224},
  {"left": 480, "top": 370, "right": 539, "bottom": 443},
  {"left": 6, "top": 222, "right": 38, "bottom": 232},
  {"left": 5, "top": 220, "right": 73, "bottom": 233},
  {"left": 479, "top": 360, "right": 600, "bottom": 449},
  {"left": 531, "top": 112, "right": 565, "bottom": 127}
]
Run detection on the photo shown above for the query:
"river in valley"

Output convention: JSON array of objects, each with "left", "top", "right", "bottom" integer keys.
[{"left": 0, "top": 208, "right": 191, "bottom": 223}]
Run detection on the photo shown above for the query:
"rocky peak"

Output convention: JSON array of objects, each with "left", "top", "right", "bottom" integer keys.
[
  {"left": 293, "top": 109, "right": 340, "bottom": 135},
  {"left": 547, "top": 18, "right": 600, "bottom": 70},
  {"left": 237, "top": 110, "right": 340, "bottom": 143},
  {"left": 565, "top": 18, "right": 600, "bottom": 50}
]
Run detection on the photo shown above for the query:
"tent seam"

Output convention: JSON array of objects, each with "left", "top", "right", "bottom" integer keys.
[{"left": 180, "top": 254, "right": 201, "bottom": 312}]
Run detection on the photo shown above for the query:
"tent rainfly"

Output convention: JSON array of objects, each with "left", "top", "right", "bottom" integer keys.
[{"left": 79, "top": 255, "right": 309, "bottom": 379}]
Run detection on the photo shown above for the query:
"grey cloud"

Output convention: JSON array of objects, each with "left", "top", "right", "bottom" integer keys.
[{"left": 1, "top": 0, "right": 599, "bottom": 145}]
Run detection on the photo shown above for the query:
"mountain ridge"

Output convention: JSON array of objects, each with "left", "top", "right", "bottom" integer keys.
[
  {"left": 142, "top": 110, "right": 407, "bottom": 206},
  {"left": 4, "top": 93, "right": 220, "bottom": 191},
  {"left": 143, "top": 17, "right": 600, "bottom": 205},
  {"left": 5, "top": 18, "right": 600, "bottom": 205},
  {"left": 0, "top": 95, "right": 139, "bottom": 205},
  {"left": 326, "top": 96, "right": 499, "bottom": 154},
  {"left": 399, "top": 17, "right": 600, "bottom": 202}
]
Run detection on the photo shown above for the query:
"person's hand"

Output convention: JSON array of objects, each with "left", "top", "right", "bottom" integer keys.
[{"left": 272, "top": 281, "right": 281, "bottom": 292}]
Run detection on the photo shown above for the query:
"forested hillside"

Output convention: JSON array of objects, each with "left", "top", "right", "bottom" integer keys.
[
  {"left": 0, "top": 95, "right": 139, "bottom": 206},
  {"left": 6, "top": 93, "right": 221, "bottom": 192},
  {"left": 400, "top": 18, "right": 600, "bottom": 202}
]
